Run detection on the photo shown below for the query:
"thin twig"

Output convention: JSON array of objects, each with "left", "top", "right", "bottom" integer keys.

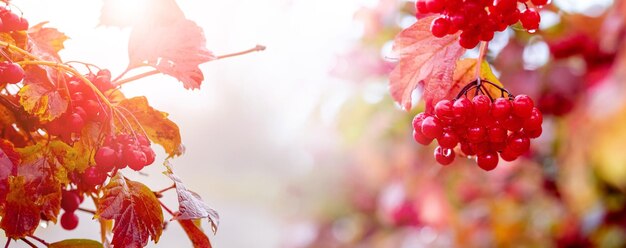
[
  {"left": 78, "top": 207, "right": 97, "bottom": 215},
  {"left": 4, "top": 239, "right": 10, "bottom": 248},
  {"left": 157, "top": 184, "right": 176, "bottom": 195},
  {"left": 27, "top": 235, "right": 49, "bottom": 247},
  {"left": 216, "top": 44, "right": 266, "bottom": 60},
  {"left": 159, "top": 200, "right": 176, "bottom": 217},
  {"left": 19, "top": 238, "right": 36, "bottom": 248}
]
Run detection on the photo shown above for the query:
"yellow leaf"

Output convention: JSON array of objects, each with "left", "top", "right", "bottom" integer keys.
[{"left": 448, "top": 58, "right": 505, "bottom": 100}]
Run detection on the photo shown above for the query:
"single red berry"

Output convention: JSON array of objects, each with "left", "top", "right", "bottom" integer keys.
[
  {"left": 0, "top": 11, "right": 20, "bottom": 31},
  {"left": 82, "top": 166, "right": 107, "bottom": 186},
  {"left": 520, "top": 8, "right": 540, "bottom": 31},
  {"left": 453, "top": 98, "right": 474, "bottom": 122},
  {"left": 493, "top": 0, "right": 517, "bottom": 12},
  {"left": 137, "top": 135, "right": 150, "bottom": 146},
  {"left": 83, "top": 100, "right": 102, "bottom": 121},
  {"left": 437, "top": 131, "right": 459, "bottom": 148},
  {"left": 525, "top": 127, "right": 542, "bottom": 139},
  {"left": 421, "top": 116, "right": 443, "bottom": 139},
  {"left": 415, "top": 0, "right": 429, "bottom": 14},
  {"left": 467, "top": 126, "right": 486, "bottom": 142},
  {"left": 435, "top": 100, "right": 454, "bottom": 120},
  {"left": 507, "top": 132, "right": 530, "bottom": 154},
  {"left": 491, "top": 142, "right": 506, "bottom": 152},
  {"left": 472, "top": 95, "right": 491, "bottom": 116},
  {"left": 431, "top": 17, "right": 450, "bottom": 38},
  {"left": 412, "top": 113, "right": 427, "bottom": 131},
  {"left": 487, "top": 126, "right": 507, "bottom": 143},
  {"left": 476, "top": 152, "right": 499, "bottom": 171},
  {"left": 470, "top": 142, "right": 490, "bottom": 155},
  {"left": 68, "top": 113, "right": 85, "bottom": 133},
  {"left": 16, "top": 17, "right": 28, "bottom": 31},
  {"left": 425, "top": 0, "right": 445, "bottom": 13},
  {"left": 124, "top": 146, "right": 147, "bottom": 171},
  {"left": 60, "top": 211, "right": 79, "bottom": 230},
  {"left": 499, "top": 148, "right": 518, "bottom": 162},
  {"left": 512, "top": 95, "right": 534, "bottom": 118},
  {"left": 459, "top": 31, "right": 480, "bottom": 49},
  {"left": 0, "top": 62, "right": 25, "bottom": 84},
  {"left": 457, "top": 142, "right": 473, "bottom": 157},
  {"left": 413, "top": 129, "right": 434, "bottom": 145},
  {"left": 95, "top": 146, "right": 117, "bottom": 173},
  {"left": 502, "top": 114, "right": 523, "bottom": 132},
  {"left": 434, "top": 146, "right": 455, "bottom": 165},
  {"left": 61, "top": 190, "right": 80, "bottom": 212},
  {"left": 142, "top": 146, "right": 156, "bottom": 165},
  {"left": 531, "top": 0, "right": 548, "bottom": 5},
  {"left": 492, "top": 98, "right": 511, "bottom": 119},
  {"left": 523, "top": 107, "right": 543, "bottom": 131}
]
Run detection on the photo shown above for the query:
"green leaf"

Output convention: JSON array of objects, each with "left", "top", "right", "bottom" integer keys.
[{"left": 49, "top": 239, "right": 103, "bottom": 248}]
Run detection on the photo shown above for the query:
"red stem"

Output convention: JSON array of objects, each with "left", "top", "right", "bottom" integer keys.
[
  {"left": 19, "top": 238, "right": 36, "bottom": 248},
  {"left": 4, "top": 239, "right": 10, "bottom": 248},
  {"left": 159, "top": 200, "right": 176, "bottom": 217},
  {"left": 27, "top": 235, "right": 49, "bottom": 247}
]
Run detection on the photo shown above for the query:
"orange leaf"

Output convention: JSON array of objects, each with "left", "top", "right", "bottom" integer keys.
[
  {"left": 178, "top": 219, "right": 212, "bottom": 248},
  {"left": 445, "top": 58, "right": 504, "bottom": 100},
  {"left": 389, "top": 16, "right": 465, "bottom": 111},
  {"left": 18, "top": 81, "right": 69, "bottom": 121},
  {"left": 164, "top": 162, "right": 219, "bottom": 234},
  {"left": 117, "top": 97, "right": 183, "bottom": 157},
  {"left": 0, "top": 139, "right": 18, "bottom": 211},
  {"left": 96, "top": 174, "right": 164, "bottom": 248},
  {"left": 27, "top": 22, "right": 69, "bottom": 61}
]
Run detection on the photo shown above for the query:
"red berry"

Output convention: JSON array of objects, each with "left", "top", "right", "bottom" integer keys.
[
  {"left": 476, "top": 152, "right": 499, "bottom": 171},
  {"left": 460, "top": 142, "right": 476, "bottom": 156},
  {"left": 523, "top": 107, "right": 543, "bottom": 130},
  {"left": 467, "top": 126, "right": 486, "bottom": 142},
  {"left": 83, "top": 100, "right": 102, "bottom": 121},
  {"left": 124, "top": 146, "right": 147, "bottom": 171},
  {"left": 431, "top": 17, "right": 450, "bottom": 38},
  {"left": 435, "top": 100, "right": 454, "bottom": 120},
  {"left": 487, "top": 126, "right": 507, "bottom": 143},
  {"left": 61, "top": 190, "right": 80, "bottom": 212},
  {"left": 413, "top": 129, "right": 434, "bottom": 145},
  {"left": 493, "top": 0, "right": 517, "bottom": 12},
  {"left": 459, "top": 31, "right": 480, "bottom": 49},
  {"left": 453, "top": 98, "right": 473, "bottom": 121},
  {"left": 95, "top": 146, "right": 117, "bottom": 172},
  {"left": 525, "top": 127, "right": 542, "bottom": 139},
  {"left": 425, "top": 0, "right": 445, "bottom": 13},
  {"left": 437, "top": 131, "right": 459, "bottom": 148},
  {"left": 68, "top": 113, "right": 85, "bottom": 133},
  {"left": 412, "top": 113, "right": 427, "bottom": 131},
  {"left": 415, "top": 0, "right": 429, "bottom": 14},
  {"left": 531, "top": 0, "right": 549, "bottom": 6},
  {"left": 60, "top": 212, "right": 79, "bottom": 230},
  {"left": 137, "top": 135, "right": 150, "bottom": 146},
  {"left": 492, "top": 98, "right": 511, "bottom": 119},
  {"left": 83, "top": 166, "right": 107, "bottom": 186},
  {"left": 142, "top": 146, "right": 156, "bottom": 165},
  {"left": 0, "top": 62, "right": 25, "bottom": 84},
  {"left": 507, "top": 132, "right": 530, "bottom": 154},
  {"left": 499, "top": 148, "right": 518, "bottom": 162},
  {"left": 421, "top": 116, "right": 443, "bottom": 139},
  {"left": 520, "top": 9, "right": 540, "bottom": 31},
  {"left": 434, "top": 146, "right": 455, "bottom": 165},
  {"left": 512, "top": 95, "right": 534, "bottom": 118},
  {"left": 472, "top": 95, "right": 491, "bottom": 116},
  {"left": 0, "top": 11, "right": 20, "bottom": 32},
  {"left": 16, "top": 17, "right": 28, "bottom": 31},
  {"left": 502, "top": 114, "right": 523, "bottom": 132}
]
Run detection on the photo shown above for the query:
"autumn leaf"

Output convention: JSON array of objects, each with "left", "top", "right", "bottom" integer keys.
[
  {"left": 117, "top": 96, "right": 183, "bottom": 157},
  {"left": 0, "top": 139, "right": 18, "bottom": 209},
  {"left": 18, "top": 81, "right": 69, "bottom": 121},
  {"left": 99, "top": 0, "right": 185, "bottom": 28},
  {"left": 445, "top": 58, "right": 504, "bottom": 100},
  {"left": 49, "top": 239, "right": 104, "bottom": 248},
  {"left": 96, "top": 174, "right": 164, "bottom": 248},
  {"left": 0, "top": 176, "right": 40, "bottom": 239},
  {"left": 164, "top": 161, "right": 219, "bottom": 234},
  {"left": 178, "top": 219, "right": 212, "bottom": 248},
  {"left": 128, "top": 18, "right": 215, "bottom": 89},
  {"left": 389, "top": 16, "right": 465, "bottom": 111},
  {"left": 28, "top": 22, "right": 69, "bottom": 61}
]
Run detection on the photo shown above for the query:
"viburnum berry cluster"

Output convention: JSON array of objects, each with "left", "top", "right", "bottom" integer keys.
[
  {"left": 412, "top": 80, "right": 543, "bottom": 171},
  {"left": 45, "top": 69, "right": 112, "bottom": 142},
  {"left": 416, "top": 0, "right": 547, "bottom": 48}
]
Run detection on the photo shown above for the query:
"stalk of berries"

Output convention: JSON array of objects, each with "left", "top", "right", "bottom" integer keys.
[
  {"left": 60, "top": 189, "right": 83, "bottom": 230},
  {"left": 412, "top": 80, "right": 543, "bottom": 171},
  {"left": 416, "top": 0, "right": 547, "bottom": 48}
]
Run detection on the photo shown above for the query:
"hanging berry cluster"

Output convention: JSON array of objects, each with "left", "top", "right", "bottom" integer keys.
[
  {"left": 416, "top": 0, "right": 547, "bottom": 48},
  {"left": 412, "top": 80, "right": 543, "bottom": 171},
  {"left": 45, "top": 69, "right": 113, "bottom": 143},
  {"left": 59, "top": 189, "right": 83, "bottom": 230}
]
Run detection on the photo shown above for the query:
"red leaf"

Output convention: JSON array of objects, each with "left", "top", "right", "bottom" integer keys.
[
  {"left": 0, "top": 139, "right": 18, "bottom": 210},
  {"left": 164, "top": 162, "right": 219, "bottom": 234},
  {"left": 389, "top": 16, "right": 465, "bottom": 111},
  {"left": 96, "top": 174, "right": 164, "bottom": 248},
  {"left": 128, "top": 18, "right": 215, "bottom": 89},
  {"left": 0, "top": 177, "right": 40, "bottom": 239},
  {"left": 178, "top": 219, "right": 212, "bottom": 248}
]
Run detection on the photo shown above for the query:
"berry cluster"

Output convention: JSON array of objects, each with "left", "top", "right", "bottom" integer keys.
[
  {"left": 45, "top": 69, "right": 112, "bottom": 142},
  {"left": 412, "top": 80, "right": 543, "bottom": 171},
  {"left": 0, "top": 61, "right": 24, "bottom": 84},
  {"left": 416, "top": 0, "right": 547, "bottom": 48},
  {"left": 0, "top": 7, "right": 28, "bottom": 32},
  {"left": 96, "top": 133, "right": 156, "bottom": 172},
  {"left": 60, "top": 189, "right": 83, "bottom": 230}
]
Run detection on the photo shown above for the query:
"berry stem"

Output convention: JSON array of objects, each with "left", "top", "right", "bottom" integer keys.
[
  {"left": 18, "top": 238, "right": 36, "bottom": 248},
  {"left": 159, "top": 200, "right": 176, "bottom": 217},
  {"left": 4, "top": 239, "right": 10, "bottom": 248},
  {"left": 113, "top": 44, "right": 266, "bottom": 86},
  {"left": 475, "top": 41, "right": 489, "bottom": 83},
  {"left": 26, "top": 235, "right": 49, "bottom": 247},
  {"left": 78, "top": 207, "right": 97, "bottom": 215},
  {"left": 157, "top": 184, "right": 176, "bottom": 195}
]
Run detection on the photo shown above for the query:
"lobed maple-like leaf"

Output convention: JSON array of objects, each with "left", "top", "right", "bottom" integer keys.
[
  {"left": 96, "top": 174, "right": 164, "bottom": 248},
  {"left": 128, "top": 18, "right": 215, "bottom": 89},
  {"left": 49, "top": 239, "right": 104, "bottom": 248},
  {"left": 444, "top": 58, "right": 504, "bottom": 100},
  {"left": 117, "top": 97, "right": 183, "bottom": 157},
  {"left": 178, "top": 219, "right": 212, "bottom": 248},
  {"left": 389, "top": 16, "right": 465, "bottom": 111},
  {"left": 27, "top": 22, "right": 69, "bottom": 61},
  {"left": 164, "top": 162, "right": 219, "bottom": 234}
]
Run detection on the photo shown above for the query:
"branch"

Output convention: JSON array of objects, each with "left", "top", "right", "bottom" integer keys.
[
  {"left": 27, "top": 235, "right": 49, "bottom": 247},
  {"left": 19, "top": 238, "right": 36, "bottom": 248},
  {"left": 78, "top": 207, "right": 96, "bottom": 215},
  {"left": 216, "top": 44, "right": 266, "bottom": 60}
]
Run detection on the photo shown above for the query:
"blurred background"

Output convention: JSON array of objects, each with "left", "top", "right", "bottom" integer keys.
[{"left": 2, "top": 0, "right": 626, "bottom": 247}]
